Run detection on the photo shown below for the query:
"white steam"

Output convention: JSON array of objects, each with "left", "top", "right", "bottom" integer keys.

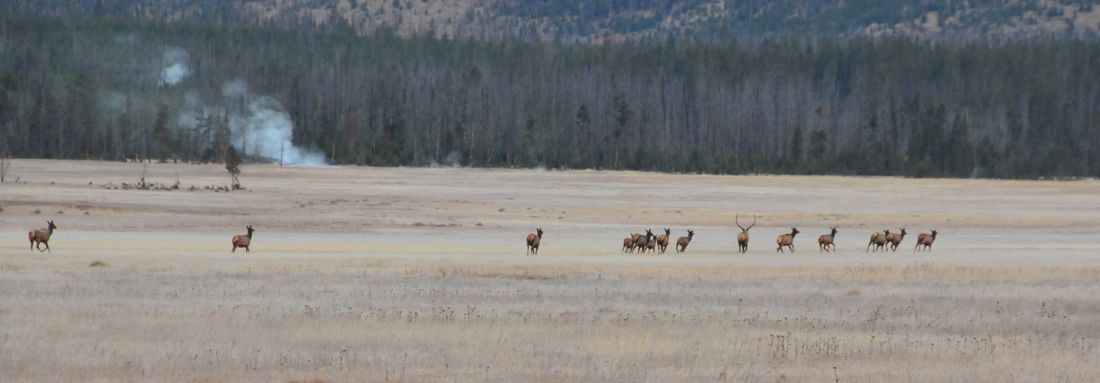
[
  {"left": 225, "top": 79, "right": 326, "bottom": 166},
  {"left": 160, "top": 47, "right": 190, "bottom": 86},
  {"left": 222, "top": 79, "right": 248, "bottom": 99}
]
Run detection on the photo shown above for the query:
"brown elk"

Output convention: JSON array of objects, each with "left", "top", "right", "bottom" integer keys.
[
  {"left": 634, "top": 229, "right": 655, "bottom": 254},
  {"left": 644, "top": 236, "right": 657, "bottom": 253},
  {"left": 622, "top": 235, "right": 635, "bottom": 253},
  {"left": 866, "top": 229, "right": 889, "bottom": 252},
  {"left": 231, "top": 225, "right": 255, "bottom": 253},
  {"left": 885, "top": 228, "right": 907, "bottom": 252},
  {"left": 656, "top": 228, "right": 671, "bottom": 253},
  {"left": 735, "top": 214, "right": 756, "bottom": 253},
  {"left": 626, "top": 231, "right": 645, "bottom": 253},
  {"left": 818, "top": 226, "right": 838, "bottom": 252},
  {"left": 775, "top": 227, "right": 800, "bottom": 253},
  {"left": 914, "top": 229, "right": 938, "bottom": 252},
  {"left": 675, "top": 229, "right": 695, "bottom": 253},
  {"left": 28, "top": 220, "right": 57, "bottom": 252},
  {"left": 526, "top": 227, "right": 543, "bottom": 255}
]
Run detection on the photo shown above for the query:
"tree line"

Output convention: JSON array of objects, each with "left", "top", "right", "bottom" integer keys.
[{"left": 1, "top": 15, "right": 1099, "bottom": 178}]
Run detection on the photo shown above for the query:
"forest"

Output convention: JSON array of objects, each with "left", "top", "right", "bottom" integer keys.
[{"left": 1, "top": 15, "right": 1099, "bottom": 178}]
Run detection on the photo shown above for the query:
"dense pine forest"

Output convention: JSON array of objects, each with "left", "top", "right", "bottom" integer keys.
[{"left": 1, "top": 15, "right": 1099, "bottom": 178}]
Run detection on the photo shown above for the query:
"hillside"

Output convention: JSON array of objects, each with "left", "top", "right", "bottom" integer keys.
[
  {"left": 2, "top": 16, "right": 1099, "bottom": 178},
  {"left": 4, "top": 0, "right": 1100, "bottom": 41}
]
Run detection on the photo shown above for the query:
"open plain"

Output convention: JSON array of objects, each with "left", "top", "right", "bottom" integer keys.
[{"left": 1, "top": 159, "right": 1099, "bottom": 382}]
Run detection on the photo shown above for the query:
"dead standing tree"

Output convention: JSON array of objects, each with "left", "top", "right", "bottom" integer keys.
[
  {"left": 0, "top": 155, "right": 11, "bottom": 183},
  {"left": 225, "top": 145, "right": 242, "bottom": 190}
]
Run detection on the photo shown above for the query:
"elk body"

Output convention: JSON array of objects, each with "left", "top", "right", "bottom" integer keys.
[
  {"left": 735, "top": 214, "right": 757, "bottom": 253},
  {"left": 914, "top": 229, "right": 938, "bottom": 251},
  {"left": 231, "top": 225, "right": 255, "bottom": 253},
  {"left": 656, "top": 228, "right": 671, "bottom": 254},
  {"left": 866, "top": 230, "right": 889, "bottom": 252},
  {"left": 526, "top": 227, "right": 543, "bottom": 255},
  {"left": 818, "top": 227, "right": 838, "bottom": 252},
  {"left": 675, "top": 230, "right": 695, "bottom": 253},
  {"left": 625, "top": 232, "right": 644, "bottom": 253},
  {"left": 28, "top": 220, "right": 57, "bottom": 252},
  {"left": 634, "top": 229, "right": 655, "bottom": 254},
  {"left": 776, "top": 227, "right": 800, "bottom": 253},
  {"left": 885, "top": 228, "right": 907, "bottom": 252}
]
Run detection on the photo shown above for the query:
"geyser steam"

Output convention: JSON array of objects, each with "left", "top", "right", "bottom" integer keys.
[
  {"left": 160, "top": 47, "right": 190, "bottom": 86},
  {"left": 231, "top": 94, "right": 326, "bottom": 166}
]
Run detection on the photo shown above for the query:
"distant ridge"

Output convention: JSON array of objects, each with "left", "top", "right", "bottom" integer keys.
[{"left": 4, "top": 0, "right": 1100, "bottom": 42}]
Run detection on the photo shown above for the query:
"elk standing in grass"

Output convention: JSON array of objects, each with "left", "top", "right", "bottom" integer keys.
[
  {"left": 634, "top": 229, "right": 655, "bottom": 254},
  {"left": 886, "top": 228, "right": 907, "bottom": 252},
  {"left": 776, "top": 227, "right": 800, "bottom": 253},
  {"left": 656, "top": 228, "right": 671, "bottom": 253},
  {"left": 526, "top": 227, "right": 543, "bottom": 255},
  {"left": 735, "top": 214, "right": 756, "bottom": 253},
  {"left": 818, "top": 226, "right": 838, "bottom": 252},
  {"left": 231, "top": 225, "right": 255, "bottom": 253},
  {"left": 622, "top": 235, "right": 635, "bottom": 253},
  {"left": 675, "top": 230, "right": 695, "bottom": 253},
  {"left": 626, "top": 231, "right": 645, "bottom": 253},
  {"left": 28, "top": 220, "right": 57, "bottom": 252},
  {"left": 866, "top": 229, "right": 889, "bottom": 252},
  {"left": 914, "top": 229, "right": 938, "bottom": 252}
]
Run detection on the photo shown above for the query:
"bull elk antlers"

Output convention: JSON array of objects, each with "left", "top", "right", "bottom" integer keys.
[{"left": 735, "top": 214, "right": 756, "bottom": 253}]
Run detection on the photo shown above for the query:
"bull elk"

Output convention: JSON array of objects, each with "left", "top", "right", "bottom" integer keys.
[
  {"left": 885, "top": 228, "right": 907, "bottom": 252},
  {"left": 818, "top": 226, "right": 838, "bottom": 252},
  {"left": 526, "top": 227, "right": 543, "bottom": 255},
  {"left": 634, "top": 229, "right": 655, "bottom": 254},
  {"left": 675, "top": 229, "right": 694, "bottom": 253},
  {"left": 28, "top": 220, "right": 57, "bottom": 252},
  {"left": 735, "top": 214, "right": 756, "bottom": 253},
  {"left": 656, "top": 228, "right": 671, "bottom": 253},
  {"left": 231, "top": 225, "right": 255, "bottom": 253},
  {"left": 866, "top": 229, "right": 889, "bottom": 252},
  {"left": 914, "top": 229, "right": 938, "bottom": 252},
  {"left": 776, "top": 227, "right": 800, "bottom": 253}
]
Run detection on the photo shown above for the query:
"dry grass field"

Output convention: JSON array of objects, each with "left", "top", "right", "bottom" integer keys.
[{"left": 1, "top": 159, "right": 1099, "bottom": 382}]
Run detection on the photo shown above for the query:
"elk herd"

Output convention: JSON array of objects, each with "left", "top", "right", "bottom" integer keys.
[
  {"left": 22, "top": 218, "right": 940, "bottom": 255},
  {"left": 573, "top": 213, "right": 938, "bottom": 255}
]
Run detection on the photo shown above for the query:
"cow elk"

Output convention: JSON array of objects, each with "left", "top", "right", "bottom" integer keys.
[
  {"left": 915, "top": 229, "right": 938, "bottom": 252},
  {"left": 886, "top": 228, "right": 907, "bottom": 252},
  {"left": 656, "top": 228, "right": 671, "bottom": 253},
  {"left": 735, "top": 214, "right": 757, "bottom": 253},
  {"left": 28, "top": 220, "right": 57, "bottom": 252},
  {"left": 866, "top": 229, "right": 889, "bottom": 252},
  {"left": 676, "top": 229, "right": 695, "bottom": 253},
  {"left": 622, "top": 235, "right": 635, "bottom": 253},
  {"left": 776, "top": 227, "right": 800, "bottom": 253},
  {"left": 633, "top": 229, "right": 655, "bottom": 254},
  {"left": 526, "top": 227, "right": 543, "bottom": 255},
  {"left": 231, "top": 225, "right": 255, "bottom": 253},
  {"left": 818, "top": 226, "right": 838, "bottom": 252}
]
